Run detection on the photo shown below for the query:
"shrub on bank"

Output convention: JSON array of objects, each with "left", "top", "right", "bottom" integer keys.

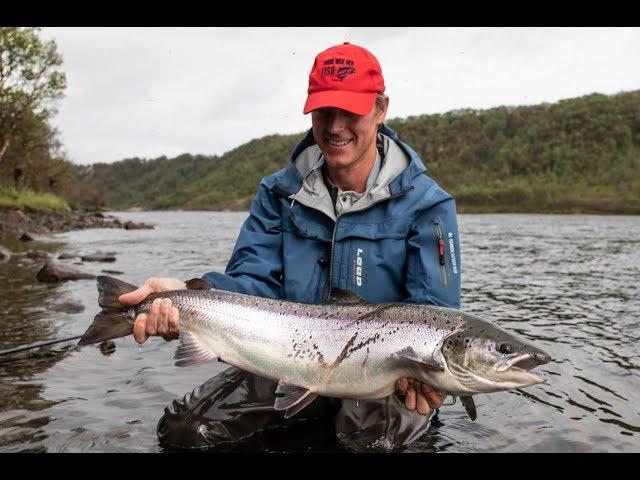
[{"left": 0, "top": 187, "right": 70, "bottom": 213}]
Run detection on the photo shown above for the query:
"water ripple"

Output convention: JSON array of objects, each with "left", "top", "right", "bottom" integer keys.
[{"left": 1, "top": 212, "right": 638, "bottom": 451}]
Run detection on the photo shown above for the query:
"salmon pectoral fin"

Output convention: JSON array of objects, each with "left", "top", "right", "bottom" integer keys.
[
  {"left": 173, "top": 329, "right": 219, "bottom": 367},
  {"left": 394, "top": 346, "right": 445, "bottom": 371},
  {"left": 460, "top": 395, "right": 477, "bottom": 421},
  {"left": 274, "top": 382, "right": 318, "bottom": 419}
]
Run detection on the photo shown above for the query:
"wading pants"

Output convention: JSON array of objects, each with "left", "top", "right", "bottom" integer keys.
[{"left": 157, "top": 366, "right": 433, "bottom": 452}]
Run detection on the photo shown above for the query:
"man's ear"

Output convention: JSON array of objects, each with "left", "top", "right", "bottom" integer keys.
[{"left": 376, "top": 97, "right": 389, "bottom": 126}]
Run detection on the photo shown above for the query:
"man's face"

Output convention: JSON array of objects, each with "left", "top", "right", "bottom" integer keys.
[{"left": 311, "top": 102, "right": 387, "bottom": 171}]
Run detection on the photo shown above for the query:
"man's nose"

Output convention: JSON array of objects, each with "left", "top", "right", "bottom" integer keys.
[{"left": 326, "top": 110, "right": 348, "bottom": 132}]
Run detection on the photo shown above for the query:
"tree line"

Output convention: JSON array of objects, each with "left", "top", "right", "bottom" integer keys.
[{"left": 75, "top": 90, "right": 640, "bottom": 214}]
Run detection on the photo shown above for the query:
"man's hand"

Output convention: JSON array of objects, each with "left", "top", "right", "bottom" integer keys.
[
  {"left": 395, "top": 378, "right": 446, "bottom": 416},
  {"left": 118, "top": 277, "right": 187, "bottom": 344}
]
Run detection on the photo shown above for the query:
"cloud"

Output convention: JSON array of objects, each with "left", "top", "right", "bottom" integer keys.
[{"left": 42, "top": 27, "right": 640, "bottom": 165}]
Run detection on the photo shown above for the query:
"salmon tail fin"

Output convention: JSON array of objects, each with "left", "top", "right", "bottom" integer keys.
[
  {"left": 97, "top": 275, "right": 138, "bottom": 310},
  {"left": 78, "top": 311, "right": 135, "bottom": 345},
  {"left": 78, "top": 276, "right": 138, "bottom": 346}
]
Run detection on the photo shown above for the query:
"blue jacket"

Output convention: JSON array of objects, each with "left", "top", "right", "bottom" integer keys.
[{"left": 203, "top": 124, "right": 461, "bottom": 308}]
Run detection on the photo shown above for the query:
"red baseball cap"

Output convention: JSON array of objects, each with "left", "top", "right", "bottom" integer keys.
[{"left": 303, "top": 42, "right": 385, "bottom": 116}]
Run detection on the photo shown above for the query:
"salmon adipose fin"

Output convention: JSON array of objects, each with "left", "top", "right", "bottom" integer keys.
[{"left": 78, "top": 276, "right": 138, "bottom": 346}]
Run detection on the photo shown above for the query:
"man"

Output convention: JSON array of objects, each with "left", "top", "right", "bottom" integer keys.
[{"left": 120, "top": 42, "right": 462, "bottom": 451}]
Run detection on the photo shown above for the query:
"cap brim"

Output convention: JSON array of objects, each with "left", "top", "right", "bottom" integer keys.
[{"left": 303, "top": 90, "right": 377, "bottom": 115}]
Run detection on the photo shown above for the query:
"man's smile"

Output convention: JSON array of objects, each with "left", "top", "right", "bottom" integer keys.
[{"left": 326, "top": 138, "right": 354, "bottom": 147}]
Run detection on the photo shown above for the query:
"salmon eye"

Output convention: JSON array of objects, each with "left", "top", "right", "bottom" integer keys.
[{"left": 498, "top": 343, "right": 513, "bottom": 354}]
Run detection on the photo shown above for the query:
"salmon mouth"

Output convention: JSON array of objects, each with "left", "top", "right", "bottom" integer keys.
[
  {"left": 496, "top": 352, "right": 551, "bottom": 384},
  {"left": 510, "top": 352, "right": 550, "bottom": 370}
]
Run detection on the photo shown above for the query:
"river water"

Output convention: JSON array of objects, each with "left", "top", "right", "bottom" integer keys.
[{"left": 0, "top": 212, "right": 638, "bottom": 452}]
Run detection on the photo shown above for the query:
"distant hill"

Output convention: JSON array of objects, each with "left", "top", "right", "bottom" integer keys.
[{"left": 73, "top": 90, "right": 640, "bottom": 214}]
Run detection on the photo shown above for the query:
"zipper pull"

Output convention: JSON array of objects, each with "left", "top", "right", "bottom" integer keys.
[
  {"left": 433, "top": 218, "right": 446, "bottom": 265},
  {"left": 438, "top": 238, "right": 445, "bottom": 265}
]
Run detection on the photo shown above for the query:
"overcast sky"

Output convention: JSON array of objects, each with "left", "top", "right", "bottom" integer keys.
[{"left": 41, "top": 27, "right": 640, "bottom": 165}]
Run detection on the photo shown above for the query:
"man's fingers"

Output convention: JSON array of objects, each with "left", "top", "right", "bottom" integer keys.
[
  {"left": 119, "top": 285, "right": 153, "bottom": 306},
  {"left": 133, "top": 296, "right": 179, "bottom": 342},
  {"left": 118, "top": 277, "right": 186, "bottom": 306},
  {"left": 405, "top": 385, "right": 417, "bottom": 411},
  {"left": 396, "top": 378, "right": 408, "bottom": 396},
  {"left": 397, "top": 379, "right": 447, "bottom": 414},
  {"left": 422, "top": 384, "right": 447, "bottom": 409},
  {"left": 133, "top": 313, "right": 149, "bottom": 344},
  {"left": 146, "top": 298, "right": 162, "bottom": 336},
  {"left": 161, "top": 310, "right": 180, "bottom": 341},
  {"left": 168, "top": 307, "right": 180, "bottom": 336},
  {"left": 415, "top": 390, "right": 432, "bottom": 416},
  {"left": 157, "top": 298, "right": 172, "bottom": 335}
]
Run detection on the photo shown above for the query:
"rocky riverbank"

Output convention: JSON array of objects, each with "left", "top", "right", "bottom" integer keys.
[
  {"left": 0, "top": 209, "right": 154, "bottom": 281},
  {"left": 0, "top": 208, "right": 153, "bottom": 236}
]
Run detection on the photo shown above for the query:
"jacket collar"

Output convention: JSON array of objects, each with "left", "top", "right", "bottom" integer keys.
[{"left": 272, "top": 124, "right": 427, "bottom": 197}]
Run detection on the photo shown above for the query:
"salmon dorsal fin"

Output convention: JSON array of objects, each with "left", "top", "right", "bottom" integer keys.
[
  {"left": 185, "top": 278, "right": 213, "bottom": 290},
  {"left": 460, "top": 395, "right": 477, "bottom": 421},
  {"left": 274, "top": 383, "right": 318, "bottom": 419},
  {"left": 327, "top": 288, "right": 365, "bottom": 304}
]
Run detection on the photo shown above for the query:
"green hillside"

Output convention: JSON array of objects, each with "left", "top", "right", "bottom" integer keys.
[{"left": 74, "top": 90, "right": 640, "bottom": 214}]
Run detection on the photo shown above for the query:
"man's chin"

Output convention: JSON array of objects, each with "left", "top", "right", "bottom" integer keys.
[{"left": 322, "top": 153, "right": 355, "bottom": 170}]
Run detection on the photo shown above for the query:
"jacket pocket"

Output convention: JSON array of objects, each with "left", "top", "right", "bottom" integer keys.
[
  {"left": 431, "top": 217, "right": 449, "bottom": 288},
  {"left": 336, "top": 216, "right": 410, "bottom": 241}
]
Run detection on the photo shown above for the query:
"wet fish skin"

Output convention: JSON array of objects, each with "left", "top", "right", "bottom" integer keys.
[{"left": 80, "top": 276, "right": 551, "bottom": 419}]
